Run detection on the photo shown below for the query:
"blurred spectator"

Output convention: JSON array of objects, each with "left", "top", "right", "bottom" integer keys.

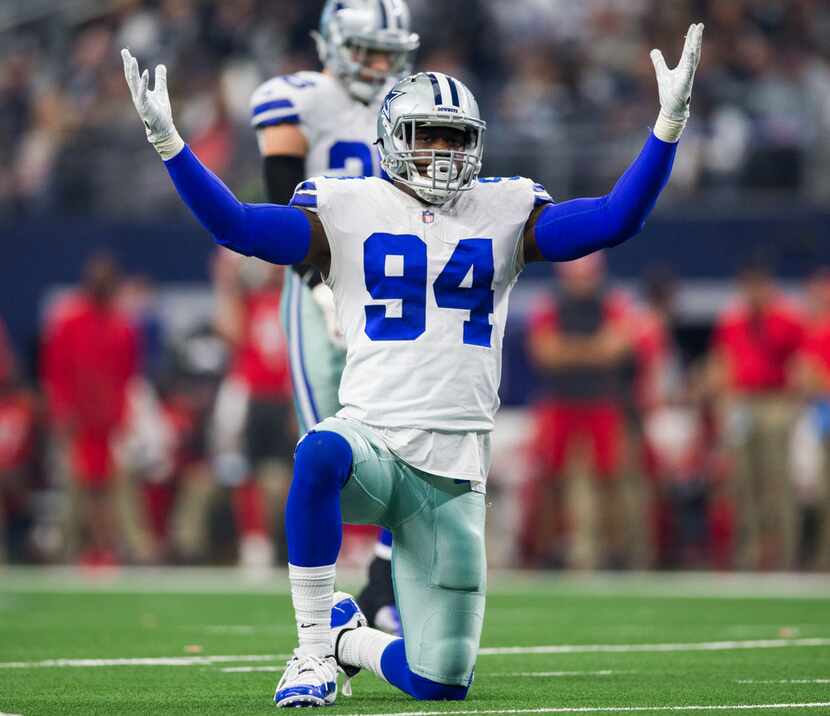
[
  {"left": 157, "top": 322, "right": 229, "bottom": 563},
  {"left": 41, "top": 254, "right": 140, "bottom": 565},
  {"left": 3, "top": 0, "right": 830, "bottom": 217},
  {"left": 525, "top": 253, "right": 633, "bottom": 569},
  {"left": 212, "top": 251, "right": 293, "bottom": 567},
  {"left": 708, "top": 256, "right": 805, "bottom": 570},
  {"left": 792, "top": 268, "right": 830, "bottom": 570},
  {"left": 0, "top": 318, "right": 38, "bottom": 563},
  {"left": 118, "top": 275, "right": 165, "bottom": 382},
  {"left": 636, "top": 271, "right": 724, "bottom": 567}
]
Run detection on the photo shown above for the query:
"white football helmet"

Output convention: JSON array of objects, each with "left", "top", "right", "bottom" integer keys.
[
  {"left": 314, "top": 0, "right": 420, "bottom": 104},
  {"left": 377, "top": 72, "right": 486, "bottom": 205}
]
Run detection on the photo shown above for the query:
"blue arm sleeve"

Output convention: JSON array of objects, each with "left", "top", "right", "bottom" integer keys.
[
  {"left": 534, "top": 132, "right": 677, "bottom": 262},
  {"left": 164, "top": 145, "right": 311, "bottom": 265}
]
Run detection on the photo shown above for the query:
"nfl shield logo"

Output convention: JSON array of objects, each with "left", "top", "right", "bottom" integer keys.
[{"left": 422, "top": 210, "right": 435, "bottom": 224}]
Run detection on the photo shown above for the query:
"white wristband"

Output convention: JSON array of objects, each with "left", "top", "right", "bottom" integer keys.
[
  {"left": 151, "top": 129, "right": 185, "bottom": 161},
  {"left": 652, "top": 110, "right": 687, "bottom": 143}
]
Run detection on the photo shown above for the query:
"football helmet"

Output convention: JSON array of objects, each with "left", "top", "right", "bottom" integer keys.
[
  {"left": 377, "top": 72, "right": 486, "bottom": 205},
  {"left": 314, "top": 0, "right": 420, "bottom": 103}
]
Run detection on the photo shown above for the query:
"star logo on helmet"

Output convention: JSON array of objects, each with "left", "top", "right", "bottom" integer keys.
[{"left": 381, "top": 88, "right": 404, "bottom": 123}]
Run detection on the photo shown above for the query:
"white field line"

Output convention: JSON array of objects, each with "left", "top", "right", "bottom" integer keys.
[
  {"left": 337, "top": 703, "right": 830, "bottom": 716},
  {"left": 0, "top": 654, "right": 287, "bottom": 669},
  {"left": 488, "top": 671, "right": 627, "bottom": 678},
  {"left": 2, "top": 636, "right": 829, "bottom": 670},
  {"left": 477, "top": 638, "right": 830, "bottom": 656},
  {"left": 737, "top": 679, "right": 830, "bottom": 684},
  {"left": 221, "top": 666, "right": 283, "bottom": 673},
  {"left": 4, "top": 567, "right": 830, "bottom": 599},
  {"left": 202, "top": 625, "right": 258, "bottom": 635},
  {"left": 218, "top": 668, "right": 629, "bottom": 677}
]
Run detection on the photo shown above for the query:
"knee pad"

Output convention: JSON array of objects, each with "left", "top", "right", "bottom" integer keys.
[
  {"left": 409, "top": 671, "right": 469, "bottom": 701},
  {"left": 293, "top": 431, "right": 353, "bottom": 491}
]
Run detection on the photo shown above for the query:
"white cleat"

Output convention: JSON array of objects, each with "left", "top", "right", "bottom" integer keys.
[
  {"left": 273, "top": 652, "right": 339, "bottom": 708},
  {"left": 331, "top": 591, "right": 368, "bottom": 696}
]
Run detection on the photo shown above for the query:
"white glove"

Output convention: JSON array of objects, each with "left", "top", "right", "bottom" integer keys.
[
  {"left": 311, "top": 283, "right": 346, "bottom": 350},
  {"left": 650, "top": 23, "right": 704, "bottom": 143},
  {"left": 121, "top": 48, "right": 184, "bottom": 160}
]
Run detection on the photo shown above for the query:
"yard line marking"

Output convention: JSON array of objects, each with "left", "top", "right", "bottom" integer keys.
[
  {"left": 737, "top": 679, "right": 830, "bottom": 684},
  {"left": 217, "top": 668, "right": 629, "bottom": 677},
  {"left": 3, "top": 637, "right": 829, "bottom": 670},
  {"left": 0, "top": 654, "right": 288, "bottom": 669},
  {"left": 488, "top": 671, "right": 627, "bottom": 678},
  {"left": 478, "top": 638, "right": 830, "bottom": 656},
  {"left": 221, "top": 666, "right": 284, "bottom": 673},
  {"left": 203, "top": 625, "right": 258, "bottom": 635},
  {"left": 337, "top": 702, "right": 830, "bottom": 716}
]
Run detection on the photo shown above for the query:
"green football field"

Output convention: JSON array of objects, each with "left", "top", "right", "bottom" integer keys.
[{"left": 1, "top": 569, "right": 830, "bottom": 715}]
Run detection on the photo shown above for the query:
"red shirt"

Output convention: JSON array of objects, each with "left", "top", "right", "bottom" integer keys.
[
  {"left": 231, "top": 289, "right": 291, "bottom": 399},
  {"left": 529, "top": 289, "right": 631, "bottom": 402},
  {"left": 713, "top": 299, "right": 804, "bottom": 392},
  {"left": 633, "top": 306, "right": 672, "bottom": 411},
  {"left": 529, "top": 290, "right": 630, "bottom": 337},
  {"left": 42, "top": 295, "right": 139, "bottom": 433},
  {"left": 801, "top": 314, "right": 830, "bottom": 385}
]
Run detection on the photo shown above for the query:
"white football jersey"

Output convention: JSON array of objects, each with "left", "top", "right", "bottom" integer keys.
[
  {"left": 290, "top": 175, "right": 553, "bottom": 442},
  {"left": 251, "top": 71, "right": 388, "bottom": 179}
]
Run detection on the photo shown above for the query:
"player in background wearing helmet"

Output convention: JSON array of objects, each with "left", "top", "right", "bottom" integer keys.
[
  {"left": 123, "top": 21, "right": 703, "bottom": 706},
  {"left": 250, "top": 0, "right": 419, "bottom": 633}
]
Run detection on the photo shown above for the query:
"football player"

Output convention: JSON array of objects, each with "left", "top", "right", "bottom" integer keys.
[
  {"left": 251, "top": 0, "right": 419, "bottom": 631},
  {"left": 122, "top": 21, "right": 703, "bottom": 706}
]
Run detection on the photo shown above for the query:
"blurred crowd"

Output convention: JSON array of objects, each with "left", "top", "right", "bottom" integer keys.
[
  {"left": 3, "top": 0, "right": 830, "bottom": 572},
  {"left": 3, "top": 0, "right": 830, "bottom": 217},
  {"left": 518, "top": 252, "right": 830, "bottom": 572},
  {"left": 2, "top": 248, "right": 830, "bottom": 572},
  {"left": 0, "top": 250, "right": 297, "bottom": 567}
]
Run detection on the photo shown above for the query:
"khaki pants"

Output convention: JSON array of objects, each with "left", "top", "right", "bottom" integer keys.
[
  {"left": 724, "top": 395, "right": 797, "bottom": 570},
  {"left": 816, "top": 441, "right": 830, "bottom": 571}
]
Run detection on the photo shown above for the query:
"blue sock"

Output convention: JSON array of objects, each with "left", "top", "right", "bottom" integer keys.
[
  {"left": 285, "top": 431, "right": 352, "bottom": 567},
  {"left": 379, "top": 639, "right": 469, "bottom": 701}
]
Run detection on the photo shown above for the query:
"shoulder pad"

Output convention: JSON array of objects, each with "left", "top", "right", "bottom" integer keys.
[{"left": 250, "top": 72, "right": 327, "bottom": 129}]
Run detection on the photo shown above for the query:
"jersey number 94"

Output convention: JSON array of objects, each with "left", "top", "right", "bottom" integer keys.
[{"left": 364, "top": 234, "right": 495, "bottom": 347}]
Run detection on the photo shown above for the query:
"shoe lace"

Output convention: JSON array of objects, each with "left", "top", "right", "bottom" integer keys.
[{"left": 283, "top": 653, "right": 337, "bottom": 691}]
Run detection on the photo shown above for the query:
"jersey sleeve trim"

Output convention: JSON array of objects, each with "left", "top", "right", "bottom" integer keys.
[
  {"left": 289, "top": 180, "right": 318, "bottom": 210},
  {"left": 251, "top": 97, "right": 300, "bottom": 129},
  {"left": 533, "top": 182, "right": 554, "bottom": 207}
]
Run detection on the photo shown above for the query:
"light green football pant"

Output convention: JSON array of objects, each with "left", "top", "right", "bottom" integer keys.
[
  {"left": 314, "top": 416, "right": 487, "bottom": 686},
  {"left": 280, "top": 271, "right": 347, "bottom": 434}
]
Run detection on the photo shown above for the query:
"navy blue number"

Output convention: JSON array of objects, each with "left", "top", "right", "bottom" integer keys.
[
  {"left": 364, "top": 233, "right": 427, "bottom": 341},
  {"left": 433, "top": 239, "right": 495, "bottom": 347},
  {"left": 329, "top": 141, "right": 374, "bottom": 177},
  {"left": 280, "top": 75, "right": 315, "bottom": 89}
]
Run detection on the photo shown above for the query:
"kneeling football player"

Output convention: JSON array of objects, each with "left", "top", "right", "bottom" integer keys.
[{"left": 122, "top": 22, "right": 703, "bottom": 705}]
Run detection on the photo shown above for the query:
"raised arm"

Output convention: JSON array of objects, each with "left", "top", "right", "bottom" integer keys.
[
  {"left": 121, "top": 49, "right": 330, "bottom": 273},
  {"left": 523, "top": 24, "right": 703, "bottom": 264}
]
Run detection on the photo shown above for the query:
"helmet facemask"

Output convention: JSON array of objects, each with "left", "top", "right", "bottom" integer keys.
[
  {"left": 313, "top": 4, "right": 419, "bottom": 104},
  {"left": 381, "top": 116, "right": 486, "bottom": 205}
]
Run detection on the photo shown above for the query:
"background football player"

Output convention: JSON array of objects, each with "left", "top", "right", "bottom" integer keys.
[
  {"left": 250, "top": 0, "right": 419, "bottom": 632},
  {"left": 123, "top": 20, "right": 703, "bottom": 706}
]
